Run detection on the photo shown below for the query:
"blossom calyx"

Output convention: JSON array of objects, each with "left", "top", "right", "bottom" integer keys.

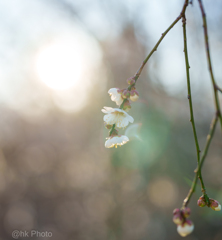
[
  {"left": 177, "top": 219, "right": 194, "bottom": 237},
  {"left": 110, "top": 128, "right": 118, "bottom": 137},
  {"left": 209, "top": 199, "right": 221, "bottom": 211},
  {"left": 197, "top": 196, "right": 206, "bottom": 207},
  {"left": 105, "top": 124, "right": 113, "bottom": 129}
]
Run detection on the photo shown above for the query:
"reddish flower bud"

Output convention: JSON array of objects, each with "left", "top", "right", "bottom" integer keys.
[
  {"left": 173, "top": 208, "right": 180, "bottom": 215},
  {"left": 122, "top": 89, "right": 130, "bottom": 99},
  {"left": 117, "top": 89, "right": 123, "bottom": 94},
  {"left": 172, "top": 208, "right": 184, "bottom": 225},
  {"left": 197, "top": 196, "right": 206, "bottom": 207},
  {"left": 127, "top": 77, "right": 136, "bottom": 85},
  {"left": 182, "top": 207, "right": 191, "bottom": 218},
  {"left": 209, "top": 199, "right": 221, "bottom": 211},
  {"left": 173, "top": 214, "right": 184, "bottom": 225}
]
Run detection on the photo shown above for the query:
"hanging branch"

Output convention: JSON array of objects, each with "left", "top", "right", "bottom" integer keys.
[
  {"left": 103, "top": 0, "right": 221, "bottom": 237},
  {"left": 183, "top": 113, "right": 218, "bottom": 207},
  {"left": 181, "top": 11, "right": 208, "bottom": 206},
  {"left": 133, "top": 0, "right": 189, "bottom": 83},
  {"left": 197, "top": 0, "right": 222, "bottom": 130}
]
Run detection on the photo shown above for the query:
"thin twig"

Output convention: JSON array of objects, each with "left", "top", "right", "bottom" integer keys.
[
  {"left": 197, "top": 0, "right": 222, "bottom": 130},
  {"left": 181, "top": 11, "right": 207, "bottom": 202},
  {"left": 110, "top": 0, "right": 189, "bottom": 136},
  {"left": 215, "top": 84, "right": 222, "bottom": 94},
  {"left": 134, "top": 0, "right": 189, "bottom": 83},
  {"left": 183, "top": 114, "right": 218, "bottom": 207}
]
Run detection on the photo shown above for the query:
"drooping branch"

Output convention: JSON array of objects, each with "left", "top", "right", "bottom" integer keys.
[
  {"left": 183, "top": 113, "right": 218, "bottom": 207},
  {"left": 197, "top": 0, "right": 222, "bottom": 130},
  {"left": 134, "top": 0, "right": 189, "bottom": 83},
  {"left": 181, "top": 11, "right": 208, "bottom": 206}
]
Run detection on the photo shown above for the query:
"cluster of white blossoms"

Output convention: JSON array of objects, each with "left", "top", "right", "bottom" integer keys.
[{"left": 102, "top": 77, "right": 139, "bottom": 148}]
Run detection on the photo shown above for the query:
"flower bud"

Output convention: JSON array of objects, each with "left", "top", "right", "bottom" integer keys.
[
  {"left": 209, "top": 199, "right": 221, "bottom": 211},
  {"left": 127, "top": 77, "right": 136, "bottom": 85},
  {"left": 197, "top": 196, "right": 206, "bottom": 207},
  {"left": 173, "top": 208, "right": 180, "bottom": 215},
  {"left": 122, "top": 89, "right": 130, "bottom": 99},
  {"left": 172, "top": 208, "right": 184, "bottom": 225},
  {"left": 177, "top": 219, "right": 194, "bottom": 237},
  {"left": 122, "top": 99, "right": 131, "bottom": 112},
  {"left": 182, "top": 207, "right": 191, "bottom": 218},
  {"left": 173, "top": 214, "right": 183, "bottom": 225},
  {"left": 117, "top": 89, "right": 123, "bottom": 94},
  {"left": 130, "top": 90, "right": 139, "bottom": 102}
]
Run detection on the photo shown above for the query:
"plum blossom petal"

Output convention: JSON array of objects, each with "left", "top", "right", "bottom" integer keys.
[
  {"left": 102, "top": 107, "right": 134, "bottom": 128},
  {"left": 105, "top": 135, "right": 129, "bottom": 148},
  {"left": 108, "top": 88, "right": 123, "bottom": 106},
  {"left": 101, "top": 106, "right": 115, "bottom": 114}
]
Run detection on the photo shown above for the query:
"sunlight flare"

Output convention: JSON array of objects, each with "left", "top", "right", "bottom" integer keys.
[
  {"left": 34, "top": 32, "right": 102, "bottom": 112},
  {"left": 35, "top": 39, "right": 85, "bottom": 90}
]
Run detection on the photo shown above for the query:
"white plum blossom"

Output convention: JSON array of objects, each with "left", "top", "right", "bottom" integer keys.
[
  {"left": 108, "top": 88, "right": 123, "bottom": 105},
  {"left": 105, "top": 135, "right": 129, "bottom": 148},
  {"left": 102, "top": 107, "right": 134, "bottom": 128},
  {"left": 177, "top": 222, "right": 194, "bottom": 237}
]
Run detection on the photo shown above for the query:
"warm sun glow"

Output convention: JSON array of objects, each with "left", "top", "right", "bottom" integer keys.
[
  {"left": 34, "top": 32, "right": 102, "bottom": 112},
  {"left": 35, "top": 39, "right": 85, "bottom": 90}
]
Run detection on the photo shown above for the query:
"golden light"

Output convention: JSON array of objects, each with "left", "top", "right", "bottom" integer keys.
[
  {"left": 35, "top": 39, "right": 85, "bottom": 90},
  {"left": 34, "top": 31, "right": 103, "bottom": 112}
]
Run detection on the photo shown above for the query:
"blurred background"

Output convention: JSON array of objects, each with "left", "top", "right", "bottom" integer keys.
[{"left": 0, "top": 0, "right": 221, "bottom": 239}]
